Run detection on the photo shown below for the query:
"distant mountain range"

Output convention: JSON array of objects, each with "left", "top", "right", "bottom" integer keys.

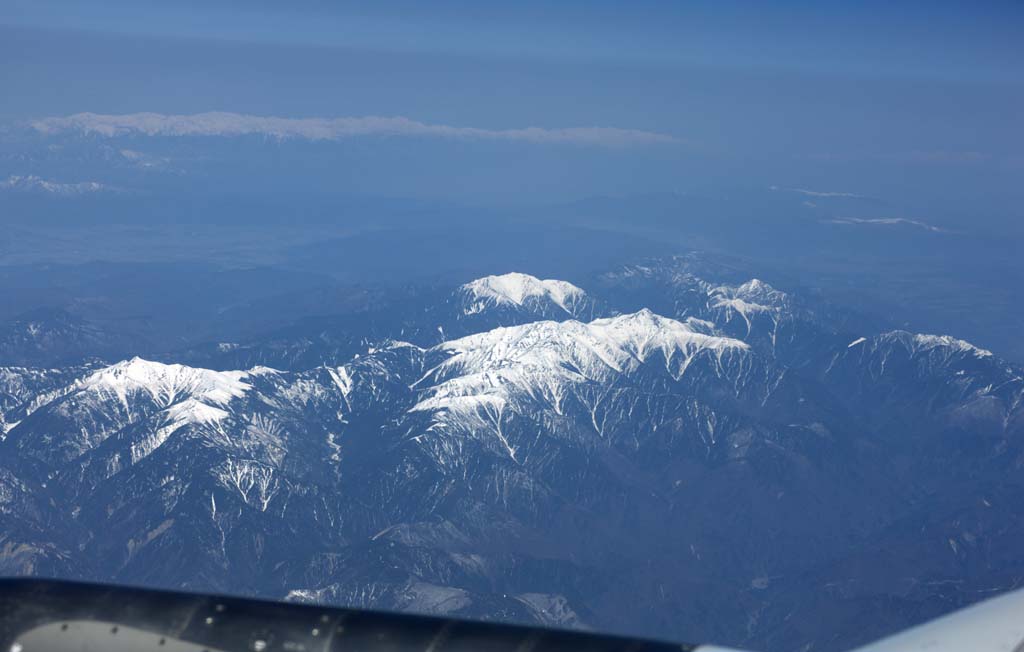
[
  {"left": 0, "top": 175, "right": 116, "bottom": 196},
  {"left": 1, "top": 258, "right": 1022, "bottom": 651}
]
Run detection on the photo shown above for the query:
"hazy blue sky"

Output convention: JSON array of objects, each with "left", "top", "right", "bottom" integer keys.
[
  {"left": 2, "top": 1, "right": 1021, "bottom": 225},
  {"left": 4, "top": 1, "right": 1023, "bottom": 81}
]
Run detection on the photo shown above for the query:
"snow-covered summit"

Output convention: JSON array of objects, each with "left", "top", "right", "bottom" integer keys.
[
  {"left": 78, "top": 357, "right": 252, "bottom": 407},
  {"left": 414, "top": 310, "right": 748, "bottom": 422},
  {"left": 459, "top": 273, "right": 591, "bottom": 317},
  {"left": 711, "top": 278, "right": 789, "bottom": 312},
  {"left": 2, "top": 359, "right": 257, "bottom": 466},
  {"left": 701, "top": 278, "right": 794, "bottom": 339},
  {"left": 582, "top": 308, "right": 746, "bottom": 365}
]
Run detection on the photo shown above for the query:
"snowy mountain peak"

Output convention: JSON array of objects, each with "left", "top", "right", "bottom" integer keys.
[
  {"left": 459, "top": 272, "right": 589, "bottom": 316},
  {"left": 704, "top": 278, "right": 794, "bottom": 337},
  {"left": 79, "top": 357, "right": 252, "bottom": 407},
  {"left": 443, "top": 309, "right": 744, "bottom": 367},
  {"left": 713, "top": 278, "right": 788, "bottom": 309},
  {"left": 741, "top": 278, "right": 770, "bottom": 291},
  {"left": 879, "top": 331, "right": 994, "bottom": 359},
  {"left": 415, "top": 311, "right": 748, "bottom": 433},
  {"left": 912, "top": 333, "right": 993, "bottom": 357},
  {"left": 587, "top": 309, "right": 747, "bottom": 361},
  {"left": 736, "top": 278, "right": 778, "bottom": 297}
]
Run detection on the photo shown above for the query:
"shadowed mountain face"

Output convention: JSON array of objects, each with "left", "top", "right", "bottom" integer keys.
[{"left": 1, "top": 261, "right": 1022, "bottom": 651}]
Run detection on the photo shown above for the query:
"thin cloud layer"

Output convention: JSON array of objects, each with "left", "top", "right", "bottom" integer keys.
[{"left": 31, "top": 112, "right": 681, "bottom": 147}]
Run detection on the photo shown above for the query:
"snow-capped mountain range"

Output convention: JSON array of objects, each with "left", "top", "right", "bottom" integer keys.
[
  {"left": 1, "top": 263, "right": 1022, "bottom": 651},
  {"left": 0, "top": 174, "right": 115, "bottom": 195},
  {"left": 28, "top": 111, "right": 680, "bottom": 147}
]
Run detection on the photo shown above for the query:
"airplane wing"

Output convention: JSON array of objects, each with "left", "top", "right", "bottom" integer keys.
[
  {"left": 2, "top": 578, "right": 1023, "bottom": 652},
  {"left": 850, "top": 587, "right": 1024, "bottom": 652},
  {"left": 0, "top": 578, "right": 690, "bottom": 652}
]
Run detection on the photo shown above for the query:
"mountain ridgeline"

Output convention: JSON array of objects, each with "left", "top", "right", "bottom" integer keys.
[{"left": 1, "top": 258, "right": 1022, "bottom": 651}]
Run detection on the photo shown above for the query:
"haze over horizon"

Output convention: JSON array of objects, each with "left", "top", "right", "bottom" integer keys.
[{"left": 2, "top": 1, "right": 1022, "bottom": 229}]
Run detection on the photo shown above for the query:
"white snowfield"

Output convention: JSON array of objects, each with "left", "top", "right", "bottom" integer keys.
[{"left": 459, "top": 272, "right": 590, "bottom": 316}]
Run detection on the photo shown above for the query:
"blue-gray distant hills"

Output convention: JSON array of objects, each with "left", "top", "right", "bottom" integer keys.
[{"left": 1, "top": 257, "right": 1022, "bottom": 651}]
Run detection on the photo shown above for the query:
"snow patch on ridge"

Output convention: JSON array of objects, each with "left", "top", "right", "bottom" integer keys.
[
  {"left": 869, "top": 331, "right": 994, "bottom": 359},
  {"left": 909, "top": 333, "right": 993, "bottom": 358}
]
